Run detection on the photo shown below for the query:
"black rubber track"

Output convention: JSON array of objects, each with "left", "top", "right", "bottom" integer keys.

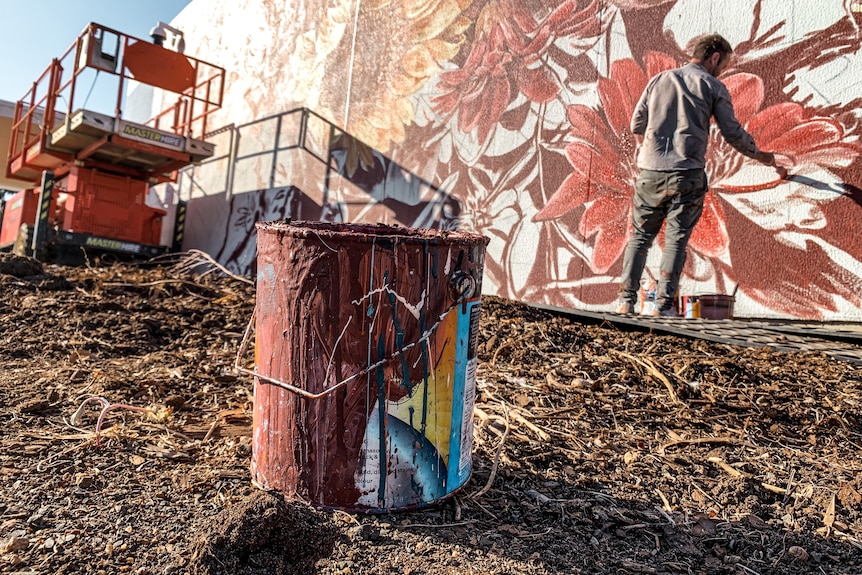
[{"left": 529, "top": 303, "right": 862, "bottom": 366}]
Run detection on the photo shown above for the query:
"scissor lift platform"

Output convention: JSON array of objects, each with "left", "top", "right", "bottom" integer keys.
[
  {"left": 52, "top": 109, "right": 213, "bottom": 169},
  {"left": 6, "top": 22, "right": 225, "bottom": 185},
  {"left": 10, "top": 109, "right": 215, "bottom": 183}
]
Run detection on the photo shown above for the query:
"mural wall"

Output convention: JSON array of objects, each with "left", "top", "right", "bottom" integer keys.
[{"left": 169, "top": 0, "right": 862, "bottom": 320}]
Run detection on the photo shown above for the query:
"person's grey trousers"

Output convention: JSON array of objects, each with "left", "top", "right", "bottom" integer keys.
[{"left": 618, "top": 168, "right": 708, "bottom": 311}]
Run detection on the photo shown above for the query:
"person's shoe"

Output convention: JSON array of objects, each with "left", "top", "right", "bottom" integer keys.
[
  {"left": 652, "top": 306, "right": 678, "bottom": 318},
  {"left": 615, "top": 300, "right": 635, "bottom": 314}
]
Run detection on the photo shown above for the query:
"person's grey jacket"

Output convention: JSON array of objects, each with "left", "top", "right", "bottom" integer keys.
[{"left": 631, "top": 62, "right": 761, "bottom": 171}]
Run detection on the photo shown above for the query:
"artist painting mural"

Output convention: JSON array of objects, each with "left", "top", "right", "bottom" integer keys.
[{"left": 171, "top": 0, "right": 862, "bottom": 320}]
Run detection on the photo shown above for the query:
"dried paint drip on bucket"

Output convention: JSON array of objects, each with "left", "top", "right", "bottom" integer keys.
[{"left": 251, "top": 221, "right": 489, "bottom": 512}]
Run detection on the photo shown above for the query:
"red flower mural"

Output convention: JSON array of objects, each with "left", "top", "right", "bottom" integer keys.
[
  {"left": 532, "top": 52, "right": 676, "bottom": 273},
  {"left": 178, "top": 0, "right": 862, "bottom": 320},
  {"left": 432, "top": 0, "right": 603, "bottom": 143},
  {"left": 533, "top": 52, "right": 860, "bottom": 298}
]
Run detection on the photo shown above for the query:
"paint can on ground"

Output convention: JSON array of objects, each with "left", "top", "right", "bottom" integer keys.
[
  {"left": 697, "top": 294, "right": 735, "bottom": 319},
  {"left": 247, "top": 221, "right": 488, "bottom": 512},
  {"left": 679, "top": 296, "right": 701, "bottom": 319},
  {"left": 639, "top": 280, "right": 658, "bottom": 316}
]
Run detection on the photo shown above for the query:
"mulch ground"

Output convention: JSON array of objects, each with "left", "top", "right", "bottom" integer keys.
[{"left": 0, "top": 252, "right": 860, "bottom": 575}]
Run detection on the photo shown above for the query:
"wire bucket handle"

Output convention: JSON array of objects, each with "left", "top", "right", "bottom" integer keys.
[{"left": 234, "top": 300, "right": 468, "bottom": 400}]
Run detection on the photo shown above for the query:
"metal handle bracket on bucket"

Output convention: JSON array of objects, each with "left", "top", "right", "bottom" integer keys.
[{"left": 235, "top": 303, "right": 462, "bottom": 400}]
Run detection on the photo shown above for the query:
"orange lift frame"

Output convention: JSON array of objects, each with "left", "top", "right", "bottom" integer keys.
[
  {"left": 6, "top": 22, "right": 225, "bottom": 184},
  {"left": 2, "top": 22, "right": 226, "bottom": 260}
]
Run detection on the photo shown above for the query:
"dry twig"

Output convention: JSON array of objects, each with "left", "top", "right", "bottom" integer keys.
[
  {"left": 609, "top": 349, "right": 679, "bottom": 403},
  {"left": 470, "top": 408, "right": 511, "bottom": 499}
]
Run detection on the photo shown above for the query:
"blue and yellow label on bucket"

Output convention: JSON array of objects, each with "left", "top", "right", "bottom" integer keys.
[{"left": 354, "top": 298, "right": 480, "bottom": 509}]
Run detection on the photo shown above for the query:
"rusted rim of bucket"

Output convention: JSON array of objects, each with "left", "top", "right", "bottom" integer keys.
[
  {"left": 256, "top": 220, "right": 489, "bottom": 246},
  {"left": 695, "top": 294, "right": 735, "bottom": 302}
]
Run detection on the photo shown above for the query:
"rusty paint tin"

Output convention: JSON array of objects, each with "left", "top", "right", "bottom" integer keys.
[
  {"left": 248, "top": 221, "right": 488, "bottom": 512},
  {"left": 698, "top": 294, "right": 735, "bottom": 320}
]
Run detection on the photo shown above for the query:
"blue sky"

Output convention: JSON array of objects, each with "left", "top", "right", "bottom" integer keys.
[{"left": 0, "top": 0, "right": 192, "bottom": 103}]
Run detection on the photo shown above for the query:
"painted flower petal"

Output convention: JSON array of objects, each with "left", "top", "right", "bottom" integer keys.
[
  {"left": 643, "top": 51, "right": 677, "bottom": 78},
  {"left": 741, "top": 103, "right": 859, "bottom": 171},
  {"left": 723, "top": 73, "right": 764, "bottom": 126},
  {"left": 688, "top": 194, "right": 728, "bottom": 257},
  {"left": 598, "top": 59, "right": 648, "bottom": 134},
  {"left": 402, "top": 45, "right": 440, "bottom": 79},
  {"left": 533, "top": 171, "right": 593, "bottom": 221},
  {"left": 589, "top": 208, "right": 630, "bottom": 273},
  {"left": 746, "top": 103, "right": 803, "bottom": 145},
  {"left": 567, "top": 105, "right": 609, "bottom": 141},
  {"left": 579, "top": 192, "right": 628, "bottom": 238},
  {"left": 770, "top": 123, "right": 848, "bottom": 157}
]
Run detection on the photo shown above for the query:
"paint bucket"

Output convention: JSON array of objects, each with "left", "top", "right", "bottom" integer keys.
[
  {"left": 242, "top": 220, "right": 488, "bottom": 512},
  {"left": 639, "top": 279, "right": 658, "bottom": 316},
  {"left": 679, "top": 296, "right": 701, "bottom": 319},
  {"left": 697, "top": 294, "right": 735, "bottom": 319}
]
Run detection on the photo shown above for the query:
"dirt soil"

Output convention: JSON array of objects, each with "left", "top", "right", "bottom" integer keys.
[{"left": 1, "top": 252, "right": 860, "bottom": 575}]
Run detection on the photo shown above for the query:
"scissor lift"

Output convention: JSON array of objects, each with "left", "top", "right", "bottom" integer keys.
[{"left": 1, "top": 22, "right": 225, "bottom": 262}]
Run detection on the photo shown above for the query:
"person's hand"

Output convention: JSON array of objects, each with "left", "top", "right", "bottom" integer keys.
[
  {"left": 772, "top": 153, "right": 792, "bottom": 179},
  {"left": 756, "top": 151, "right": 776, "bottom": 166}
]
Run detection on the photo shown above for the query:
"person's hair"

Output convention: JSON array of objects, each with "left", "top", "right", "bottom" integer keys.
[{"left": 691, "top": 34, "right": 733, "bottom": 62}]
